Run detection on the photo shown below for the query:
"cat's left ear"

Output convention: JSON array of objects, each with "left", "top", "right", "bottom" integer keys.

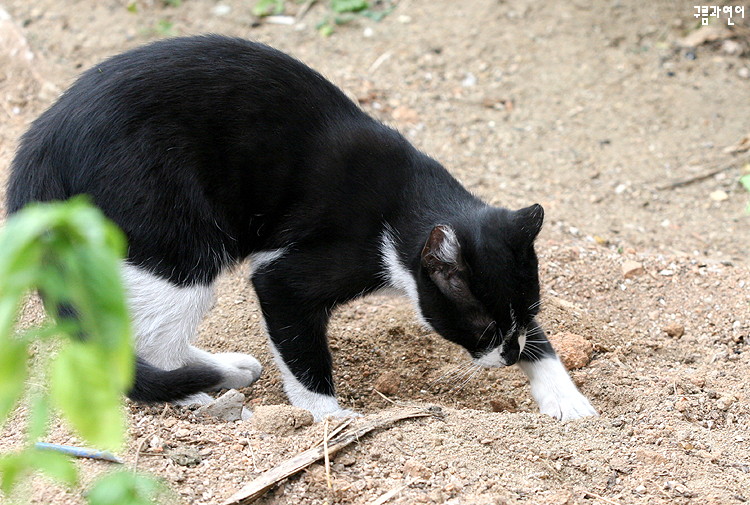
[
  {"left": 514, "top": 203, "right": 544, "bottom": 246},
  {"left": 421, "top": 225, "right": 471, "bottom": 298}
]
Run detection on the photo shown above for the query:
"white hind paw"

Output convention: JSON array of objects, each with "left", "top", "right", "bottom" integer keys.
[
  {"left": 176, "top": 392, "right": 214, "bottom": 406},
  {"left": 215, "top": 352, "right": 263, "bottom": 389}
]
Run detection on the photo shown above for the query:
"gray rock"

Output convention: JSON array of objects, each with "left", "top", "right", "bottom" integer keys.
[{"left": 196, "top": 389, "right": 246, "bottom": 422}]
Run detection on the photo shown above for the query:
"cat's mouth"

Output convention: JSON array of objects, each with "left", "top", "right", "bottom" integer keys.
[{"left": 472, "top": 331, "right": 526, "bottom": 368}]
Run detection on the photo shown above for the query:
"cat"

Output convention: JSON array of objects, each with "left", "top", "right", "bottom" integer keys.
[{"left": 7, "top": 35, "right": 597, "bottom": 421}]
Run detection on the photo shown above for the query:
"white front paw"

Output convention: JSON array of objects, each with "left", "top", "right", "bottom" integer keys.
[{"left": 536, "top": 390, "right": 598, "bottom": 421}]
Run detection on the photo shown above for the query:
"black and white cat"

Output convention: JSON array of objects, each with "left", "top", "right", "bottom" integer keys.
[{"left": 7, "top": 35, "right": 596, "bottom": 421}]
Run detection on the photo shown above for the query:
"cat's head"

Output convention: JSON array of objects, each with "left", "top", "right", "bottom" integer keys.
[{"left": 416, "top": 204, "right": 544, "bottom": 367}]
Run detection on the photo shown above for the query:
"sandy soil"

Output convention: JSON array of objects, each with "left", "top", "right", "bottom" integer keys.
[{"left": 1, "top": 1, "right": 749, "bottom": 504}]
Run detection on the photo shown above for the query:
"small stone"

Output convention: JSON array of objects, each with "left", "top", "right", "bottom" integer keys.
[
  {"left": 174, "top": 428, "right": 191, "bottom": 439},
  {"left": 251, "top": 405, "right": 314, "bottom": 435},
  {"left": 721, "top": 39, "right": 742, "bottom": 55},
  {"left": 391, "top": 105, "right": 420, "bottom": 125},
  {"left": 373, "top": 371, "right": 400, "bottom": 395},
  {"left": 167, "top": 447, "right": 203, "bottom": 467},
  {"left": 336, "top": 453, "right": 356, "bottom": 466},
  {"left": 461, "top": 72, "right": 477, "bottom": 87},
  {"left": 196, "top": 389, "right": 246, "bottom": 422},
  {"left": 709, "top": 190, "right": 729, "bottom": 202},
  {"left": 211, "top": 4, "right": 231, "bottom": 16},
  {"left": 739, "top": 67, "right": 750, "bottom": 79},
  {"left": 489, "top": 397, "right": 517, "bottom": 413},
  {"left": 148, "top": 435, "right": 164, "bottom": 452},
  {"left": 622, "top": 260, "right": 645, "bottom": 279},
  {"left": 663, "top": 324, "right": 685, "bottom": 338},
  {"left": 635, "top": 485, "right": 646, "bottom": 494},
  {"left": 403, "top": 458, "right": 432, "bottom": 479},
  {"left": 548, "top": 332, "right": 593, "bottom": 370},
  {"left": 480, "top": 438, "right": 493, "bottom": 444},
  {"left": 716, "top": 394, "right": 736, "bottom": 411}
]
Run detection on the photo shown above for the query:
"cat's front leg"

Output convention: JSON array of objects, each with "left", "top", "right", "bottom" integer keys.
[
  {"left": 518, "top": 320, "right": 598, "bottom": 421},
  {"left": 252, "top": 263, "right": 356, "bottom": 422}
]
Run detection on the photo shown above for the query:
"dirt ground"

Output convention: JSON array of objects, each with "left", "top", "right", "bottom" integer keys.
[{"left": 1, "top": 0, "right": 749, "bottom": 504}]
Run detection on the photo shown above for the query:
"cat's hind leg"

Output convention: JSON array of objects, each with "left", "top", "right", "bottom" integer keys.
[
  {"left": 518, "top": 319, "right": 598, "bottom": 421},
  {"left": 123, "top": 264, "right": 262, "bottom": 404}
]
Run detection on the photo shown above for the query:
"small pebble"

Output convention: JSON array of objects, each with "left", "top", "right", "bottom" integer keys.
[
  {"left": 663, "top": 324, "right": 685, "bottom": 338},
  {"left": 709, "top": 190, "right": 729, "bottom": 202},
  {"left": 622, "top": 260, "right": 645, "bottom": 279},
  {"left": 549, "top": 332, "right": 593, "bottom": 369}
]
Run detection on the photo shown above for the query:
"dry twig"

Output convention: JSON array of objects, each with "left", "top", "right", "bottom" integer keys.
[
  {"left": 323, "top": 417, "right": 332, "bottom": 490},
  {"left": 221, "top": 407, "right": 439, "bottom": 505},
  {"left": 656, "top": 153, "right": 750, "bottom": 190},
  {"left": 583, "top": 490, "right": 623, "bottom": 505},
  {"left": 369, "top": 479, "right": 415, "bottom": 505}
]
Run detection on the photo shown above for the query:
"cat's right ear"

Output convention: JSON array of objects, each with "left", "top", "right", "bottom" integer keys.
[
  {"left": 421, "top": 225, "right": 471, "bottom": 299},
  {"left": 514, "top": 203, "right": 544, "bottom": 247}
]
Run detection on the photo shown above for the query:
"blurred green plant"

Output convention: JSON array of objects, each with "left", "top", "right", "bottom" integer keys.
[
  {"left": 250, "top": 0, "right": 393, "bottom": 35},
  {"left": 154, "top": 18, "right": 176, "bottom": 37},
  {"left": 252, "top": 0, "right": 286, "bottom": 17},
  {"left": 741, "top": 174, "right": 750, "bottom": 213},
  {"left": 318, "top": 0, "right": 394, "bottom": 36},
  {"left": 0, "top": 197, "right": 161, "bottom": 504}
]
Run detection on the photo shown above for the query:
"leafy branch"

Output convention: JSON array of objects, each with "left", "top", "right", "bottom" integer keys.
[{"left": 0, "top": 197, "right": 160, "bottom": 504}]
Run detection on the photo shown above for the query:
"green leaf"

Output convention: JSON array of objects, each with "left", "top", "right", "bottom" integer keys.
[
  {"left": 87, "top": 472, "right": 163, "bottom": 505},
  {"left": 27, "top": 449, "right": 78, "bottom": 487},
  {"left": 317, "top": 21, "right": 334, "bottom": 36},
  {"left": 331, "top": 0, "right": 368, "bottom": 13},
  {"left": 50, "top": 343, "right": 125, "bottom": 450},
  {"left": 27, "top": 394, "right": 50, "bottom": 443},
  {"left": 360, "top": 8, "right": 391, "bottom": 21},
  {"left": 252, "top": 0, "right": 285, "bottom": 16},
  {"left": 0, "top": 337, "right": 27, "bottom": 425},
  {"left": 0, "top": 453, "right": 26, "bottom": 494},
  {"left": 742, "top": 175, "right": 750, "bottom": 213}
]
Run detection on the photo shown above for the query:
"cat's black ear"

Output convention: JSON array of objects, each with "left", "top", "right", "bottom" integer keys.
[
  {"left": 514, "top": 204, "right": 544, "bottom": 246},
  {"left": 421, "top": 225, "right": 471, "bottom": 299}
]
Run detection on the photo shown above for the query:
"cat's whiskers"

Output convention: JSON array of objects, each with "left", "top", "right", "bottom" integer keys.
[
  {"left": 527, "top": 300, "right": 542, "bottom": 312},
  {"left": 477, "top": 320, "right": 496, "bottom": 344},
  {"left": 519, "top": 341, "right": 545, "bottom": 361},
  {"left": 428, "top": 362, "right": 474, "bottom": 388},
  {"left": 525, "top": 326, "right": 545, "bottom": 338},
  {"left": 449, "top": 364, "right": 482, "bottom": 393},
  {"left": 442, "top": 361, "right": 482, "bottom": 391}
]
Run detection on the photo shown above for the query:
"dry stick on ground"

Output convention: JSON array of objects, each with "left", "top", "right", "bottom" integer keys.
[
  {"left": 295, "top": 0, "right": 316, "bottom": 21},
  {"left": 369, "top": 478, "right": 415, "bottom": 505},
  {"left": 656, "top": 153, "right": 750, "bottom": 190},
  {"left": 323, "top": 417, "right": 332, "bottom": 490},
  {"left": 221, "top": 407, "right": 440, "bottom": 505},
  {"left": 583, "top": 490, "right": 623, "bottom": 505}
]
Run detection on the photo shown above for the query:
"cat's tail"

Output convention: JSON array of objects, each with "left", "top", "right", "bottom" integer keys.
[{"left": 128, "top": 357, "right": 223, "bottom": 403}]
